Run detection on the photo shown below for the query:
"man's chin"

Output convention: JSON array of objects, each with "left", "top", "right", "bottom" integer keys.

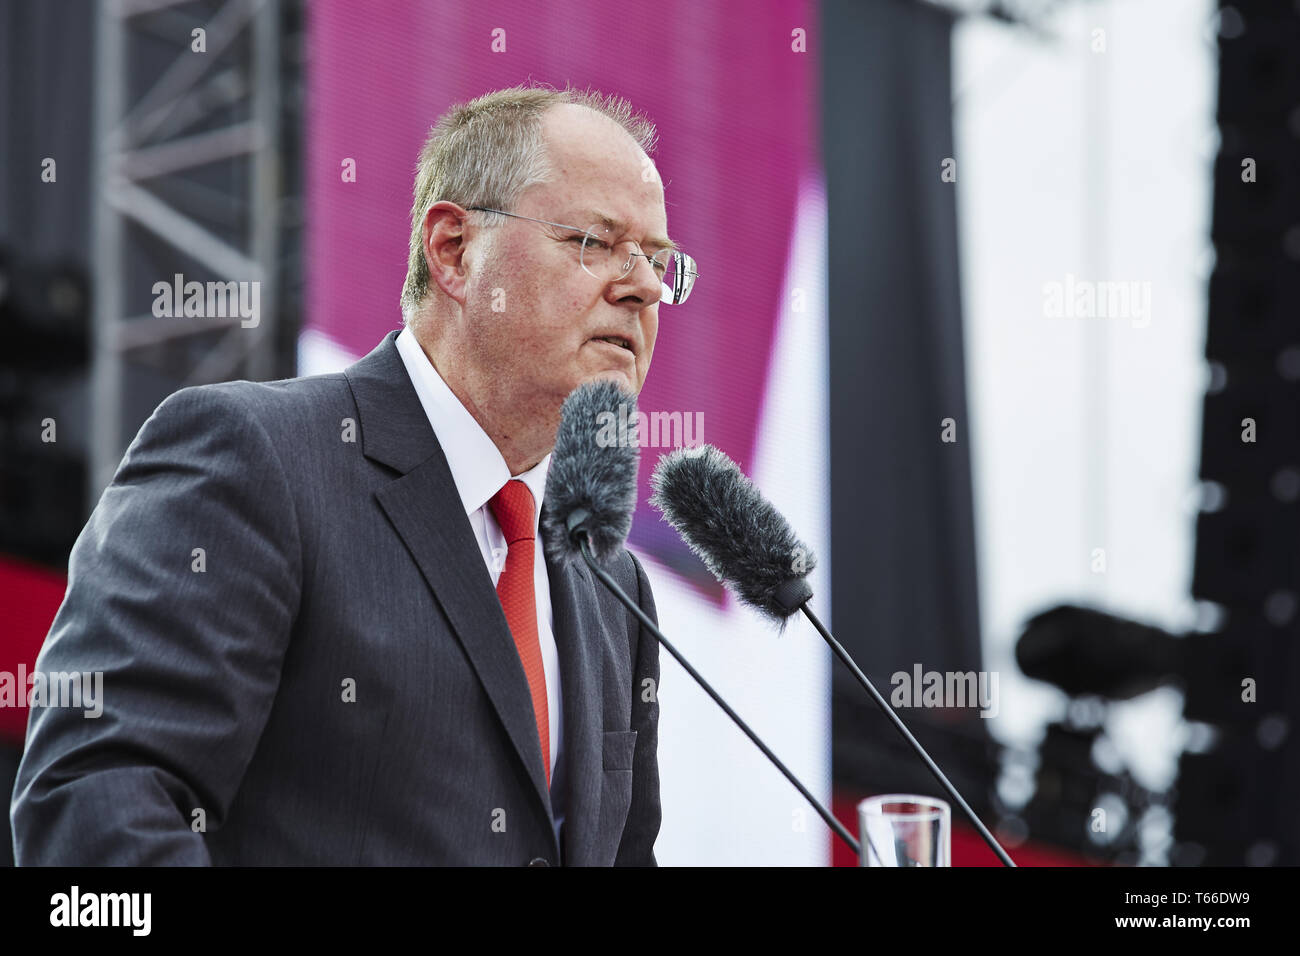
[{"left": 581, "top": 368, "right": 638, "bottom": 394}]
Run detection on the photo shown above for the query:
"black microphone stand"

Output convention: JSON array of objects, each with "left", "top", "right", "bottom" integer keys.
[
  {"left": 576, "top": 534, "right": 861, "bottom": 859},
  {"left": 770, "top": 574, "right": 1015, "bottom": 867}
]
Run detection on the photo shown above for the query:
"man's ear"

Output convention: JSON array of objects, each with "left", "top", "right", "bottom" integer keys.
[{"left": 422, "top": 201, "right": 472, "bottom": 304}]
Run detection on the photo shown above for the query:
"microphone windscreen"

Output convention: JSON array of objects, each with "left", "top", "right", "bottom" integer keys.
[
  {"left": 649, "top": 444, "right": 815, "bottom": 620},
  {"left": 541, "top": 379, "right": 640, "bottom": 567}
]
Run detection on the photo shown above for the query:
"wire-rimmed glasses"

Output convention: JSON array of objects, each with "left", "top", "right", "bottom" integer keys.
[{"left": 465, "top": 206, "right": 698, "bottom": 305}]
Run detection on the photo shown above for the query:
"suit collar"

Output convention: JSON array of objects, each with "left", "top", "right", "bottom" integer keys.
[
  {"left": 348, "top": 331, "right": 561, "bottom": 850},
  {"left": 392, "top": 326, "right": 552, "bottom": 520},
  {"left": 544, "top": 534, "right": 606, "bottom": 866},
  {"left": 345, "top": 330, "right": 606, "bottom": 864},
  {"left": 344, "top": 329, "right": 439, "bottom": 475}
]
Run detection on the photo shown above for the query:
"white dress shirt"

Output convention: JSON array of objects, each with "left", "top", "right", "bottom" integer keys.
[{"left": 394, "top": 327, "right": 565, "bottom": 840}]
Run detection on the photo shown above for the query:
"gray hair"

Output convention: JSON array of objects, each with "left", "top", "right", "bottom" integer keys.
[{"left": 400, "top": 84, "right": 658, "bottom": 319}]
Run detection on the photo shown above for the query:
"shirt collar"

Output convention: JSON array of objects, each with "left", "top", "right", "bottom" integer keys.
[{"left": 394, "top": 326, "right": 551, "bottom": 529}]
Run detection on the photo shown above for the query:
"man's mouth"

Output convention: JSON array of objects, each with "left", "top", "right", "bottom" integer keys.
[{"left": 592, "top": 335, "right": 634, "bottom": 354}]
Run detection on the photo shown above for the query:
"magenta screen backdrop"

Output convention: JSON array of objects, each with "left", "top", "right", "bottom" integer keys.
[{"left": 304, "top": 0, "right": 818, "bottom": 579}]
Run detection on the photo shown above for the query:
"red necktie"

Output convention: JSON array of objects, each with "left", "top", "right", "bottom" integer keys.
[{"left": 488, "top": 480, "right": 550, "bottom": 787}]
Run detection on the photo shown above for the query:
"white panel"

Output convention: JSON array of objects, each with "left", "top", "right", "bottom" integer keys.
[
  {"left": 297, "top": 326, "right": 362, "bottom": 376},
  {"left": 651, "top": 175, "right": 832, "bottom": 865},
  {"left": 953, "top": 0, "right": 1216, "bottom": 792}
]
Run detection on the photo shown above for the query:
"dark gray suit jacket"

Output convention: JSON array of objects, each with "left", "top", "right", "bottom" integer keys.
[{"left": 9, "top": 330, "right": 661, "bottom": 865}]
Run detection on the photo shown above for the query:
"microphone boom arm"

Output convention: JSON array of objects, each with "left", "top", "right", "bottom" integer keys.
[
  {"left": 577, "top": 535, "right": 861, "bottom": 859},
  {"left": 798, "top": 602, "right": 1016, "bottom": 867}
]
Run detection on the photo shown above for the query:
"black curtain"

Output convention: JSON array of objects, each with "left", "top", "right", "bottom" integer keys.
[
  {"left": 0, "top": 0, "right": 97, "bottom": 868},
  {"left": 823, "top": 0, "right": 990, "bottom": 801},
  {"left": 0, "top": 0, "right": 96, "bottom": 262}
]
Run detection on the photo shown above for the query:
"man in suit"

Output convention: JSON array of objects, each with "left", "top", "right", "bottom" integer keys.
[{"left": 10, "top": 84, "right": 695, "bottom": 865}]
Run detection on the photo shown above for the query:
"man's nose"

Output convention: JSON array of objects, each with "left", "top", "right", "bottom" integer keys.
[{"left": 613, "top": 252, "right": 663, "bottom": 305}]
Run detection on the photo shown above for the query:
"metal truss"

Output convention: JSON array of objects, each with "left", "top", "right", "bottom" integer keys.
[{"left": 90, "top": 0, "right": 291, "bottom": 496}]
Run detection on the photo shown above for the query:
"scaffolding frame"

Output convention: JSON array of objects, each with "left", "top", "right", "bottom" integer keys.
[{"left": 90, "top": 0, "right": 286, "bottom": 497}]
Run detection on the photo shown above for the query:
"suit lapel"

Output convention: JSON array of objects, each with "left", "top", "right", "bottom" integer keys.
[
  {"left": 346, "top": 331, "right": 557, "bottom": 846},
  {"left": 546, "top": 536, "right": 604, "bottom": 866}
]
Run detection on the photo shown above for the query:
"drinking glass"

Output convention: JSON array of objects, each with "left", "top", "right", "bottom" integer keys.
[{"left": 857, "top": 794, "right": 951, "bottom": 867}]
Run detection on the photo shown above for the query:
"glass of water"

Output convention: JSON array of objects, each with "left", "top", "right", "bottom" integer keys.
[{"left": 857, "top": 794, "right": 951, "bottom": 867}]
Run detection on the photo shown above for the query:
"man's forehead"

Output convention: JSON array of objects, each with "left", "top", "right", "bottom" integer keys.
[
  {"left": 537, "top": 105, "right": 671, "bottom": 241},
  {"left": 546, "top": 135, "right": 655, "bottom": 188},
  {"left": 543, "top": 103, "right": 638, "bottom": 147},
  {"left": 542, "top": 106, "right": 659, "bottom": 182}
]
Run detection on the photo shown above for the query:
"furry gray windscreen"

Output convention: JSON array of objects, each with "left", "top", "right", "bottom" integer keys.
[
  {"left": 649, "top": 444, "right": 816, "bottom": 620},
  {"left": 541, "top": 379, "right": 640, "bottom": 567}
]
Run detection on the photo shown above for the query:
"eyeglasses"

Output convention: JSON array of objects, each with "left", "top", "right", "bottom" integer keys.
[{"left": 465, "top": 206, "right": 698, "bottom": 305}]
